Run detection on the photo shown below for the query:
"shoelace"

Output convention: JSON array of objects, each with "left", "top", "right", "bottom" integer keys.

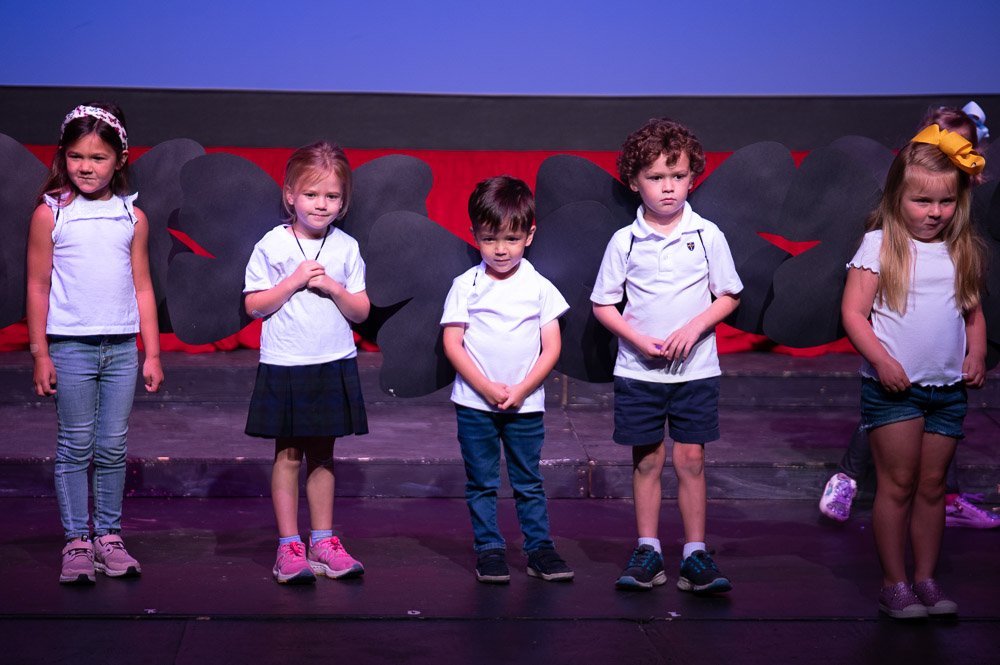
[
  {"left": 686, "top": 552, "right": 719, "bottom": 573},
  {"left": 281, "top": 541, "right": 306, "bottom": 557},
  {"left": 628, "top": 548, "right": 658, "bottom": 570},
  {"left": 66, "top": 547, "right": 92, "bottom": 559}
]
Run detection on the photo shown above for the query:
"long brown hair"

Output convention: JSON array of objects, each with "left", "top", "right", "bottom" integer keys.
[{"left": 868, "top": 141, "right": 984, "bottom": 313}]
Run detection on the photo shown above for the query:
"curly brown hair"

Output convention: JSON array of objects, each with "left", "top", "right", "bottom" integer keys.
[{"left": 617, "top": 118, "right": 705, "bottom": 185}]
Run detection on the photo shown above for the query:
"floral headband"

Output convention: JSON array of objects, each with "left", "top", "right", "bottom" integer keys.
[
  {"left": 911, "top": 124, "right": 985, "bottom": 175},
  {"left": 60, "top": 105, "right": 128, "bottom": 150}
]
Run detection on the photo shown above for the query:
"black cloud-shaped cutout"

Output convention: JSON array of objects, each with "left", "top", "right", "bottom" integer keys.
[
  {"left": 0, "top": 134, "right": 47, "bottom": 327},
  {"left": 132, "top": 139, "right": 207, "bottom": 331}
]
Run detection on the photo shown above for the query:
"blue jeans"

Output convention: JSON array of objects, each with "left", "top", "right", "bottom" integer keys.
[
  {"left": 455, "top": 405, "right": 553, "bottom": 554},
  {"left": 49, "top": 335, "right": 138, "bottom": 540}
]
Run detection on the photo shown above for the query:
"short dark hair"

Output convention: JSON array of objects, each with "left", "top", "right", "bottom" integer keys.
[
  {"left": 617, "top": 118, "right": 706, "bottom": 185},
  {"left": 468, "top": 175, "right": 535, "bottom": 234}
]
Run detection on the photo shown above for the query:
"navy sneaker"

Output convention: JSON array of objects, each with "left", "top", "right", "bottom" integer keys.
[
  {"left": 615, "top": 544, "right": 666, "bottom": 590},
  {"left": 677, "top": 550, "right": 732, "bottom": 594},
  {"left": 475, "top": 550, "right": 510, "bottom": 584},
  {"left": 526, "top": 547, "right": 574, "bottom": 582}
]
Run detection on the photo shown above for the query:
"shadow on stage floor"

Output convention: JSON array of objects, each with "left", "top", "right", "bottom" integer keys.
[{"left": 1, "top": 497, "right": 998, "bottom": 664}]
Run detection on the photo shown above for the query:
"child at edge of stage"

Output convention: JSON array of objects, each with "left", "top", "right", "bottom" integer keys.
[
  {"left": 819, "top": 101, "right": 999, "bottom": 530},
  {"left": 591, "top": 118, "right": 743, "bottom": 594},
  {"left": 26, "top": 103, "right": 164, "bottom": 585},
  {"left": 441, "top": 175, "right": 574, "bottom": 584},
  {"left": 243, "top": 142, "right": 369, "bottom": 585},
  {"left": 841, "top": 126, "right": 987, "bottom": 619}
]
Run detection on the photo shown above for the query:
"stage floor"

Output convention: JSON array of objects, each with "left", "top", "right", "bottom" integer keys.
[{"left": 1, "top": 497, "right": 998, "bottom": 664}]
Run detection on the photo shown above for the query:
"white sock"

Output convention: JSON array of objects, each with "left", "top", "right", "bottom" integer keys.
[
  {"left": 683, "top": 541, "right": 706, "bottom": 559},
  {"left": 638, "top": 537, "right": 661, "bottom": 554}
]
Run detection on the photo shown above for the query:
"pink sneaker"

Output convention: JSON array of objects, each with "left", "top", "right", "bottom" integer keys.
[
  {"left": 93, "top": 534, "right": 141, "bottom": 578},
  {"left": 273, "top": 541, "right": 316, "bottom": 584},
  {"left": 819, "top": 473, "right": 857, "bottom": 522},
  {"left": 912, "top": 578, "right": 958, "bottom": 616},
  {"left": 60, "top": 538, "right": 96, "bottom": 585},
  {"left": 308, "top": 536, "right": 364, "bottom": 579},
  {"left": 945, "top": 495, "right": 1000, "bottom": 529}
]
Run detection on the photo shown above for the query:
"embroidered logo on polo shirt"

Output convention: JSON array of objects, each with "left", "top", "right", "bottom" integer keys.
[{"left": 687, "top": 242, "right": 696, "bottom": 251}]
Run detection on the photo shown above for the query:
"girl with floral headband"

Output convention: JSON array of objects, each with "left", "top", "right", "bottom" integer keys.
[
  {"left": 26, "top": 102, "right": 163, "bottom": 584},
  {"left": 841, "top": 125, "right": 986, "bottom": 619}
]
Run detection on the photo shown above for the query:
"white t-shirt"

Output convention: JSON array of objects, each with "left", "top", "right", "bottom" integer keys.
[
  {"left": 46, "top": 193, "right": 140, "bottom": 336},
  {"left": 244, "top": 225, "right": 365, "bottom": 366},
  {"left": 440, "top": 259, "right": 569, "bottom": 413},
  {"left": 848, "top": 230, "right": 966, "bottom": 386},
  {"left": 591, "top": 203, "right": 743, "bottom": 383}
]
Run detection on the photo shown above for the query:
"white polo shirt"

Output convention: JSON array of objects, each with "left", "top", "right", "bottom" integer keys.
[
  {"left": 441, "top": 259, "right": 569, "bottom": 413},
  {"left": 591, "top": 203, "right": 743, "bottom": 383},
  {"left": 848, "top": 230, "right": 965, "bottom": 386}
]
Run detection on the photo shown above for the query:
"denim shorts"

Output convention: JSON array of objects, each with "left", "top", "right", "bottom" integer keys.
[
  {"left": 860, "top": 379, "right": 967, "bottom": 439},
  {"left": 613, "top": 376, "right": 720, "bottom": 446}
]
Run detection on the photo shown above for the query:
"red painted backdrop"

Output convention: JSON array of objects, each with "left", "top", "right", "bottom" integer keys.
[{"left": 1, "top": 145, "right": 854, "bottom": 356}]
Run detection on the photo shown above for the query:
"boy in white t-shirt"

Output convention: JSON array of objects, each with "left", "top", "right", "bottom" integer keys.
[
  {"left": 591, "top": 118, "right": 743, "bottom": 594},
  {"left": 441, "top": 176, "right": 573, "bottom": 584}
]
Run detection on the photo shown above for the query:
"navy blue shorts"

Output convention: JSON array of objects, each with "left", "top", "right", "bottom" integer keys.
[
  {"left": 246, "top": 358, "right": 368, "bottom": 439},
  {"left": 613, "top": 376, "right": 720, "bottom": 446},
  {"left": 860, "top": 379, "right": 966, "bottom": 440}
]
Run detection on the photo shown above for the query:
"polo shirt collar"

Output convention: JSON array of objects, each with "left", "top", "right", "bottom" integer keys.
[{"left": 629, "top": 202, "right": 700, "bottom": 240}]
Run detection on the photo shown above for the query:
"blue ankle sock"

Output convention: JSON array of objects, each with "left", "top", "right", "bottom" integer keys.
[
  {"left": 311, "top": 530, "right": 333, "bottom": 545},
  {"left": 278, "top": 535, "right": 302, "bottom": 546}
]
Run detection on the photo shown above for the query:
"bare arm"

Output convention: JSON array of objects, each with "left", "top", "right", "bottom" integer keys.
[
  {"left": 500, "top": 318, "right": 562, "bottom": 410},
  {"left": 841, "top": 267, "right": 909, "bottom": 392},
  {"left": 592, "top": 303, "right": 664, "bottom": 359},
  {"left": 26, "top": 204, "right": 56, "bottom": 396},
  {"left": 244, "top": 259, "right": 325, "bottom": 319},
  {"left": 307, "top": 274, "right": 371, "bottom": 324},
  {"left": 661, "top": 293, "right": 740, "bottom": 361},
  {"left": 130, "top": 208, "right": 163, "bottom": 393},
  {"left": 442, "top": 324, "right": 510, "bottom": 408},
  {"left": 962, "top": 303, "right": 987, "bottom": 388}
]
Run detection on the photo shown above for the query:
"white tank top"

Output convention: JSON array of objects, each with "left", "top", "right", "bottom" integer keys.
[{"left": 45, "top": 193, "right": 140, "bottom": 336}]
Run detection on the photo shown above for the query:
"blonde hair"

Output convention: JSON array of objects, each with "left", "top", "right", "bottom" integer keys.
[
  {"left": 282, "top": 141, "right": 352, "bottom": 221},
  {"left": 868, "top": 141, "right": 984, "bottom": 313}
]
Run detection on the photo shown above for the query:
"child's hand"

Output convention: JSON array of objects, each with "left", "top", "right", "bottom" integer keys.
[
  {"left": 661, "top": 322, "right": 703, "bottom": 362},
  {"left": 32, "top": 356, "right": 57, "bottom": 397},
  {"left": 482, "top": 381, "right": 511, "bottom": 408},
  {"left": 634, "top": 335, "right": 667, "bottom": 359},
  {"left": 962, "top": 353, "right": 986, "bottom": 389},
  {"left": 143, "top": 357, "right": 164, "bottom": 393},
  {"left": 307, "top": 274, "right": 343, "bottom": 297},
  {"left": 498, "top": 383, "right": 531, "bottom": 411},
  {"left": 874, "top": 356, "right": 910, "bottom": 393},
  {"left": 291, "top": 260, "right": 326, "bottom": 290}
]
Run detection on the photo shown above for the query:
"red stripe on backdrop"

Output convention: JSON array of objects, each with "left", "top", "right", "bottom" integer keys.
[{"left": 6, "top": 145, "right": 849, "bottom": 356}]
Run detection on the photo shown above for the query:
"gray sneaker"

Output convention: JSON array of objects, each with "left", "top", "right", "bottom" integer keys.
[
  {"left": 60, "top": 537, "right": 96, "bottom": 585},
  {"left": 93, "top": 534, "right": 141, "bottom": 578}
]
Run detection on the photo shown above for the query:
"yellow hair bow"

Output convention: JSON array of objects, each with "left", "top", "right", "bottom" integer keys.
[{"left": 911, "top": 124, "right": 985, "bottom": 175}]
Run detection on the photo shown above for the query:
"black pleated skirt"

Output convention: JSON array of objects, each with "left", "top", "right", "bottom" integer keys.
[{"left": 245, "top": 358, "right": 368, "bottom": 438}]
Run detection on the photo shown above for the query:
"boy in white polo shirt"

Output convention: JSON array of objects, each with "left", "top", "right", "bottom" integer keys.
[
  {"left": 441, "top": 175, "right": 573, "bottom": 584},
  {"left": 592, "top": 118, "right": 743, "bottom": 594}
]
